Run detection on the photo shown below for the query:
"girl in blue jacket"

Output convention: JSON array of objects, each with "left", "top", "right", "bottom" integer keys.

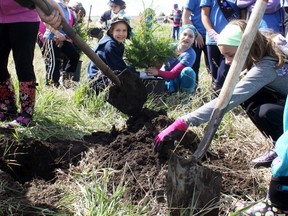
[{"left": 86, "top": 16, "right": 132, "bottom": 94}]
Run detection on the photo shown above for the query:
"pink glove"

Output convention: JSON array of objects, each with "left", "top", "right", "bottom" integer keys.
[
  {"left": 154, "top": 118, "right": 188, "bottom": 152},
  {"left": 207, "top": 29, "right": 219, "bottom": 42}
]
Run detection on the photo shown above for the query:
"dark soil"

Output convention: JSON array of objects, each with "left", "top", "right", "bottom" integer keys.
[{"left": 0, "top": 108, "right": 258, "bottom": 215}]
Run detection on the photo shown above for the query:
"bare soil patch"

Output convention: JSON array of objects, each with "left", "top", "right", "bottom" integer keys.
[{"left": 0, "top": 108, "right": 266, "bottom": 215}]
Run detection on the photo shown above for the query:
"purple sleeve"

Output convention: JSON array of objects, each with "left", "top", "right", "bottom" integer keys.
[
  {"left": 158, "top": 63, "right": 186, "bottom": 79},
  {"left": 265, "top": 0, "right": 281, "bottom": 14},
  {"left": 236, "top": 0, "right": 256, "bottom": 8},
  {"left": 237, "top": 0, "right": 281, "bottom": 13}
]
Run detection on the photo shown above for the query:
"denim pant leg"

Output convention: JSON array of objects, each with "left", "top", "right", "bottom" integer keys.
[
  {"left": 179, "top": 67, "right": 196, "bottom": 94},
  {"left": 165, "top": 80, "right": 176, "bottom": 93}
]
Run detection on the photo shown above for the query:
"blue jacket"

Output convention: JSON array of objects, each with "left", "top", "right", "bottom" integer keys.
[{"left": 87, "top": 35, "right": 127, "bottom": 79}]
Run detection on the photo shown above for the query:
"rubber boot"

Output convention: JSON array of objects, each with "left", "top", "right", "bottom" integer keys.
[
  {"left": 9, "top": 81, "right": 37, "bottom": 127},
  {"left": 0, "top": 78, "right": 17, "bottom": 121}
]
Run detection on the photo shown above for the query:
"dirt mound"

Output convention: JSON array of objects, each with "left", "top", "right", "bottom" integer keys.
[{"left": 0, "top": 108, "right": 259, "bottom": 214}]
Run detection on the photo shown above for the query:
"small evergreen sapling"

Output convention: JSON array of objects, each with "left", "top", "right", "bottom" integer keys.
[{"left": 124, "top": 9, "right": 176, "bottom": 69}]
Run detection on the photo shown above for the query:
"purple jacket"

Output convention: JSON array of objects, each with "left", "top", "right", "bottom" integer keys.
[
  {"left": 237, "top": 0, "right": 281, "bottom": 14},
  {"left": 0, "top": 0, "right": 39, "bottom": 23}
]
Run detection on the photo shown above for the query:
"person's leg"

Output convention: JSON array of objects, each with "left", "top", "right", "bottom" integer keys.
[
  {"left": 191, "top": 44, "right": 202, "bottom": 85},
  {"left": 176, "top": 26, "right": 180, "bottom": 40},
  {"left": 0, "top": 24, "right": 17, "bottom": 120},
  {"left": 60, "top": 41, "right": 80, "bottom": 85},
  {"left": 250, "top": 103, "right": 284, "bottom": 167},
  {"left": 44, "top": 39, "right": 62, "bottom": 87},
  {"left": 61, "top": 41, "right": 80, "bottom": 74},
  {"left": 9, "top": 22, "right": 39, "bottom": 126},
  {"left": 179, "top": 67, "right": 197, "bottom": 94},
  {"left": 0, "top": 24, "right": 15, "bottom": 81},
  {"left": 202, "top": 43, "right": 209, "bottom": 74},
  {"left": 0, "top": 79, "right": 17, "bottom": 120},
  {"left": 254, "top": 103, "right": 284, "bottom": 141},
  {"left": 192, "top": 41, "right": 209, "bottom": 79},
  {"left": 206, "top": 45, "right": 223, "bottom": 91},
  {"left": 172, "top": 26, "right": 176, "bottom": 39},
  {"left": 165, "top": 80, "right": 176, "bottom": 93},
  {"left": 215, "top": 56, "right": 230, "bottom": 87}
]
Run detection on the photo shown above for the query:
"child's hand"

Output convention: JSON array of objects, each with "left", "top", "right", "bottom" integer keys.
[{"left": 146, "top": 67, "right": 158, "bottom": 76}]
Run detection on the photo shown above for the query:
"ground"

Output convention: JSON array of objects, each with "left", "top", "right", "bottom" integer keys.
[{"left": 0, "top": 108, "right": 268, "bottom": 215}]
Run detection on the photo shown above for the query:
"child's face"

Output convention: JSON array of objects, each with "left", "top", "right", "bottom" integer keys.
[
  {"left": 110, "top": 5, "right": 121, "bottom": 14},
  {"left": 179, "top": 29, "right": 195, "bottom": 48},
  {"left": 218, "top": 45, "right": 238, "bottom": 65},
  {"left": 112, "top": 22, "right": 128, "bottom": 43}
]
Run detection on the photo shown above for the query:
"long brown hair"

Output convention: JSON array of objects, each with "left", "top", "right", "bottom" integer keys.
[{"left": 229, "top": 19, "right": 286, "bottom": 70}]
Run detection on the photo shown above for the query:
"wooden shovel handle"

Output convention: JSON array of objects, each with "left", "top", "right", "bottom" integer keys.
[
  {"left": 193, "top": 0, "right": 268, "bottom": 161},
  {"left": 32, "top": 0, "right": 121, "bottom": 86}
]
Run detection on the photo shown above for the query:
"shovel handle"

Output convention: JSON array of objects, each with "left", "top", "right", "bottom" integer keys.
[
  {"left": 193, "top": 0, "right": 268, "bottom": 161},
  {"left": 32, "top": 0, "right": 121, "bottom": 86}
]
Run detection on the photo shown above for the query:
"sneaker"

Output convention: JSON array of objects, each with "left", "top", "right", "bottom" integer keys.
[
  {"left": 251, "top": 149, "right": 278, "bottom": 168},
  {"left": 233, "top": 199, "right": 288, "bottom": 215}
]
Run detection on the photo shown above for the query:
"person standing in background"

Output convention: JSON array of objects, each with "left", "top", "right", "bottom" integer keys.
[
  {"left": 237, "top": 0, "right": 284, "bottom": 35},
  {"left": 0, "top": 0, "right": 62, "bottom": 127},
  {"left": 182, "top": 0, "right": 209, "bottom": 89},
  {"left": 170, "top": 4, "right": 182, "bottom": 40},
  {"left": 43, "top": 0, "right": 80, "bottom": 87},
  {"left": 97, "top": 0, "right": 127, "bottom": 30},
  {"left": 200, "top": 0, "right": 240, "bottom": 93}
]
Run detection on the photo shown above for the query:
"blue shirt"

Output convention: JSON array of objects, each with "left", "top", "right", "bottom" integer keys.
[
  {"left": 185, "top": 0, "right": 206, "bottom": 36},
  {"left": 162, "top": 47, "right": 196, "bottom": 72},
  {"left": 200, "top": 0, "right": 240, "bottom": 45},
  {"left": 237, "top": 0, "right": 283, "bottom": 34},
  {"left": 272, "top": 96, "right": 288, "bottom": 181}
]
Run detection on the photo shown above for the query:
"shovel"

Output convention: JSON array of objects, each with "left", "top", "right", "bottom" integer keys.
[
  {"left": 166, "top": 0, "right": 268, "bottom": 215},
  {"left": 32, "top": 0, "right": 147, "bottom": 116}
]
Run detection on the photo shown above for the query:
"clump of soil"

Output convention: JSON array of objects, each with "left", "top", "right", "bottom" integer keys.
[{"left": 0, "top": 108, "right": 265, "bottom": 215}]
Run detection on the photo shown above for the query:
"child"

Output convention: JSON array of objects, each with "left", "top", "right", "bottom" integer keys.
[
  {"left": 86, "top": 16, "right": 132, "bottom": 94},
  {"left": 97, "top": 0, "right": 127, "bottom": 30},
  {"left": 200, "top": 0, "right": 240, "bottom": 91},
  {"left": 43, "top": 0, "right": 80, "bottom": 87},
  {"left": 152, "top": 20, "right": 288, "bottom": 163},
  {"left": 146, "top": 24, "right": 198, "bottom": 95},
  {"left": 182, "top": 0, "right": 209, "bottom": 88},
  {"left": 170, "top": 4, "right": 182, "bottom": 40}
]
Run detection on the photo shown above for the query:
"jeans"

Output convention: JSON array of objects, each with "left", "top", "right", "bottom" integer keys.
[{"left": 165, "top": 67, "right": 196, "bottom": 94}]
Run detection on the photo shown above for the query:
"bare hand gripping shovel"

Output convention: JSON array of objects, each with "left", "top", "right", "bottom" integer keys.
[
  {"left": 166, "top": 0, "right": 268, "bottom": 215},
  {"left": 32, "top": 0, "right": 147, "bottom": 116}
]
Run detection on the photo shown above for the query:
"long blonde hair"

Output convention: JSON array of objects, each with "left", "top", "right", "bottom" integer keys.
[{"left": 229, "top": 19, "right": 286, "bottom": 70}]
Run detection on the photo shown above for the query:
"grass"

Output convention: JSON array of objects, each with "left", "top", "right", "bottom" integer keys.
[{"left": 0, "top": 20, "right": 273, "bottom": 215}]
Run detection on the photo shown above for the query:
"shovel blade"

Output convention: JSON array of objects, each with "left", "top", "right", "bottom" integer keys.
[
  {"left": 105, "top": 69, "right": 147, "bottom": 116},
  {"left": 167, "top": 152, "right": 222, "bottom": 216}
]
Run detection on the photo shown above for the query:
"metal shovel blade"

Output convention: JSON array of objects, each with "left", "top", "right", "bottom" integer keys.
[{"left": 105, "top": 69, "right": 148, "bottom": 116}]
